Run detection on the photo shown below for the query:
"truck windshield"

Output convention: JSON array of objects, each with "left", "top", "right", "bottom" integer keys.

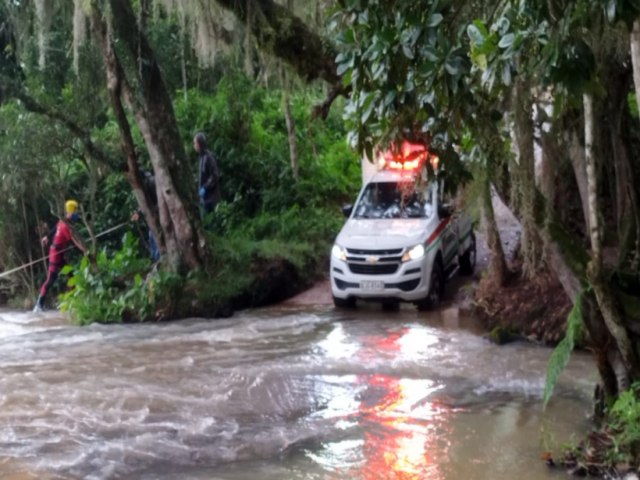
[{"left": 353, "top": 182, "right": 434, "bottom": 219}]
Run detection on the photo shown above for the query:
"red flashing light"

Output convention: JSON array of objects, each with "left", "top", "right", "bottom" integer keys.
[
  {"left": 381, "top": 140, "right": 429, "bottom": 172},
  {"left": 387, "top": 158, "right": 421, "bottom": 171}
]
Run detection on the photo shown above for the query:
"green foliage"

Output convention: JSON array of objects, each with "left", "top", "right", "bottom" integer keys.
[
  {"left": 333, "top": 0, "right": 471, "bottom": 149},
  {"left": 219, "top": 203, "right": 344, "bottom": 248},
  {"left": 58, "top": 232, "right": 158, "bottom": 325},
  {"left": 628, "top": 93, "right": 639, "bottom": 119},
  {"left": 543, "top": 290, "right": 585, "bottom": 408},
  {"left": 0, "top": 100, "right": 91, "bottom": 293},
  {"left": 0, "top": 61, "right": 360, "bottom": 314},
  {"left": 467, "top": 13, "right": 550, "bottom": 92},
  {"left": 330, "top": 1, "right": 483, "bottom": 192},
  {"left": 57, "top": 223, "right": 322, "bottom": 324},
  {"left": 1, "top": 54, "right": 360, "bottom": 304},
  {"left": 196, "top": 228, "right": 320, "bottom": 307},
  {"left": 174, "top": 74, "right": 360, "bottom": 231},
  {"left": 607, "top": 382, "right": 640, "bottom": 462},
  {"left": 92, "top": 173, "right": 138, "bottom": 251},
  {"left": 0, "top": 4, "right": 356, "bottom": 320}
]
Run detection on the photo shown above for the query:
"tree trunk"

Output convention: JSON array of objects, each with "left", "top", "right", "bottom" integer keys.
[
  {"left": 583, "top": 92, "right": 640, "bottom": 382},
  {"left": 564, "top": 129, "right": 591, "bottom": 236},
  {"left": 630, "top": 19, "right": 640, "bottom": 119},
  {"left": 626, "top": 19, "right": 640, "bottom": 268},
  {"left": 582, "top": 294, "right": 620, "bottom": 403},
  {"left": 483, "top": 176, "right": 508, "bottom": 286},
  {"left": 494, "top": 153, "right": 626, "bottom": 402},
  {"left": 513, "top": 79, "right": 544, "bottom": 278},
  {"left": 105, "top": 0, "right": 206, "bottom": 271},
  {"left": 606, "top": 67, "right": 640, "bottom": 267},
  {"left": 90, "top": 9, "right": 164, "bottom": 256},
  {"left": 281, "top": 0, "right": 298, "bottom": 179},
  {"left": 244, "top": 0, "right": 254, "bottom": 78},
  {"left": 282, "top": 78, "right": 299, "bottom": 179},
  {"left": 537, "top": 98, "right": 557, "bottom": 219}
]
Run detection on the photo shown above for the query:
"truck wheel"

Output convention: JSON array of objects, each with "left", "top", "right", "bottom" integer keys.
[
  {"left": 333, "top": 295, "right": 356, "bottom": 309},
  {"left": 417, "top": 261, "right": 444, "bottom": 311},
  {"left": 459, "top": 232, "right": 476, "bottom": 275}
]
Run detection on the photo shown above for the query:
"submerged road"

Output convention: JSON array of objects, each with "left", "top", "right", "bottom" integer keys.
[{"left": 0, "top": 302, "right": 595, "bottom": 479}]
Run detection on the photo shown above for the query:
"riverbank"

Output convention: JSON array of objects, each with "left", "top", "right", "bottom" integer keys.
[{"left": 471, "top": 195, "right": 570, "bottom": 345}]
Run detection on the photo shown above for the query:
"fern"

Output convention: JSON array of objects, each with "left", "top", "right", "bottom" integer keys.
[
  {"left": 609, "top": 382, "right": 640, "bottom": 451},
  {"left": 543, "top": 290, "right": 585, "bottom": 409}
]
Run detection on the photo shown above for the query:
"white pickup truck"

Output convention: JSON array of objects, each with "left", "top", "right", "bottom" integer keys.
[{"left": 330, "top": 166, "right": 475, "bottom": 310}]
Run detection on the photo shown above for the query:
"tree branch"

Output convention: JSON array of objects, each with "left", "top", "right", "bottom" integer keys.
[
  {"left": 212, "top": 0, "right": 340, "bottom": 85},
  {"left": 2, "top": 82, "right": 120, "bottom": 170}
]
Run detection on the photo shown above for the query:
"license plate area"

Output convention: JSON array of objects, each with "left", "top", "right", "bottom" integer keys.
[{"left": 360, "top": 280, "right": 384, "bottom": 291}]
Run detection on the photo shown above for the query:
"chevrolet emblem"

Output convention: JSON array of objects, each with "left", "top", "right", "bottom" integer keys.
[{"left": 366, "top": 256, "right": 380, "bottom": 264}]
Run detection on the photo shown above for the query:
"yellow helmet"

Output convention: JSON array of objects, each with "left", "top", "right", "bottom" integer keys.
[{"left": 65, "top": 199, "right": 79, "bottom": 215}]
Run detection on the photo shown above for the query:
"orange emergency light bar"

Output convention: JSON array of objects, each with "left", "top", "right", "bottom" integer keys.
[{"left": 379, "top": 140, "right": 437, "bottom": 172}]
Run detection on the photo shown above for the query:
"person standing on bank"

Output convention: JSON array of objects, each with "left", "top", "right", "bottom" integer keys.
[
  {"left": 33, "top": 200, "right": 87, "bottom": 312},
  {"left": 131, "top": 170, "right": 161, "bottom": 262},
  {"left": 193, "top": 132, "right": 221, "bottom": 219}
]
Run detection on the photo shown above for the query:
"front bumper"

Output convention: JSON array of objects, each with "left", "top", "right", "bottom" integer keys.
[{"left": 330, "top": 254, "right": 430, "bottom": 302}]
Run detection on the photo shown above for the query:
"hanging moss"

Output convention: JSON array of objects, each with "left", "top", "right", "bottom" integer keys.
[
  {"left": 72, "top": 0, "right": 87, "bottom": 74},
  {"left": 34, "top": 0, "right": 53, "bottom": 69},
  {"left": 154, "top": 0, "right": 232, "bottom": 66}
]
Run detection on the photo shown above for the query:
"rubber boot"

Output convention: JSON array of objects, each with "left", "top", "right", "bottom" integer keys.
[{"left": 32, "top": 295, "right": 44, "bottom": 313}]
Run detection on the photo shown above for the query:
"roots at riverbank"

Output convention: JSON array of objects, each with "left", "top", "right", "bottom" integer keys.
[{"left": 472, "top": 258, "right": 571, "bottom": 345}]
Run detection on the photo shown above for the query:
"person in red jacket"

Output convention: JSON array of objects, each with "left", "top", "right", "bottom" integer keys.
[{"left": 33, "top": 200, "right": 87, "bottom": 312}]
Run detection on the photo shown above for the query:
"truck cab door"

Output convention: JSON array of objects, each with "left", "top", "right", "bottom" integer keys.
[
  {"left": 437, "top": 179, "right": 458, "bottom": 271},
  {"left": 439, "top": 204, "right": 458, "bottom": 271}
]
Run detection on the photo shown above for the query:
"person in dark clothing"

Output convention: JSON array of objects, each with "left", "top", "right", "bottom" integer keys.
[
  {"left": 193, "top": 132, "right": 221, "bottom": 218},
  {"left": 131, "top": 171, "right": 160, "bottom": 262},
  {"left": 34, "top": 200, "right": 87, "bottom": 312}
]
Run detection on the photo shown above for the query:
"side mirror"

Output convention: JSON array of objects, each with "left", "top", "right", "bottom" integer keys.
[
  {"left": 438, "top": 203, "right": 454, "bottom": 218},
  {"left": 342, "top": 204, "right": 353, "bottom": 218}
]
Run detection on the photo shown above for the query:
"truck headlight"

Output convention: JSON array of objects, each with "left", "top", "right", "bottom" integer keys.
[
  {"left": 402, "top": 244, "right": 425, "bottom": 262},
  {"left": 331, "top": 244, "right": 347, "bottom": 262}
]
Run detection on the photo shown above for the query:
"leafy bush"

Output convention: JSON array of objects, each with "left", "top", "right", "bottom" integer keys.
[
  {"left": 57, "top": 232, "right": 183, "bottom": 325},
  {"left": 174, "top": 75, "right": 360, "bottom": 228},
  {"left": 608, "top": 383, "right": 640, "bottom": 462}
]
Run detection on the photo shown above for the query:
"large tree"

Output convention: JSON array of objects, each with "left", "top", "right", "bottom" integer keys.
[
  {"left": 1, "top": 0, "right": 339, "bottom": 273},
  {"left": 328, "top": 0, "right": 640, "bottom": 409}
]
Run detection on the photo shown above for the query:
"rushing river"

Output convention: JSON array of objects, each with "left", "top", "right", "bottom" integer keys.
[{"left": 0, "top": 304, "right": 596, "bottom": 480}]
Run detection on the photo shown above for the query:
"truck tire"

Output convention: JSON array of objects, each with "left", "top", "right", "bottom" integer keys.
[
  {"left": 459, "top": 232, "right": 476, "bottom": 275},
  {"left": 333, "top": 295, "right": 356, "bottom": 309},
  {"left": 417, "top": 261, "right": 444, "bottom": 311}
]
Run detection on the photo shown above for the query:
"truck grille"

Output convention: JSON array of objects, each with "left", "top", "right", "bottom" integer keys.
[
  {"left": 345, "top": 247, "right": 403, "bottom": 276},
  {"left": 348, "top": 263, "right": 399, "bottom": 275},
  {"left": 346, "top": 247, "right": 403, "bottom": 256}
]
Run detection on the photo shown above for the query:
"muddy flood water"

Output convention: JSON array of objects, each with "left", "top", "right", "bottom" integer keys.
[{"left": 0, "top": 304, "right": 596, "bottom": 479}]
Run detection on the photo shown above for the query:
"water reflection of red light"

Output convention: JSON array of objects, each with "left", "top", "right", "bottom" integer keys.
[{"left": 354, "top": 328, "right": 452, "bottom": 480}]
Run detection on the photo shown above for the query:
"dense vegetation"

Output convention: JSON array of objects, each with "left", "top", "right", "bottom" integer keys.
[
  {"left": 0, "top": 1, "right": 359, "bottom": 322},
  {"left": 2, "top": 0, "right": 640, "bottom": 474}
]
